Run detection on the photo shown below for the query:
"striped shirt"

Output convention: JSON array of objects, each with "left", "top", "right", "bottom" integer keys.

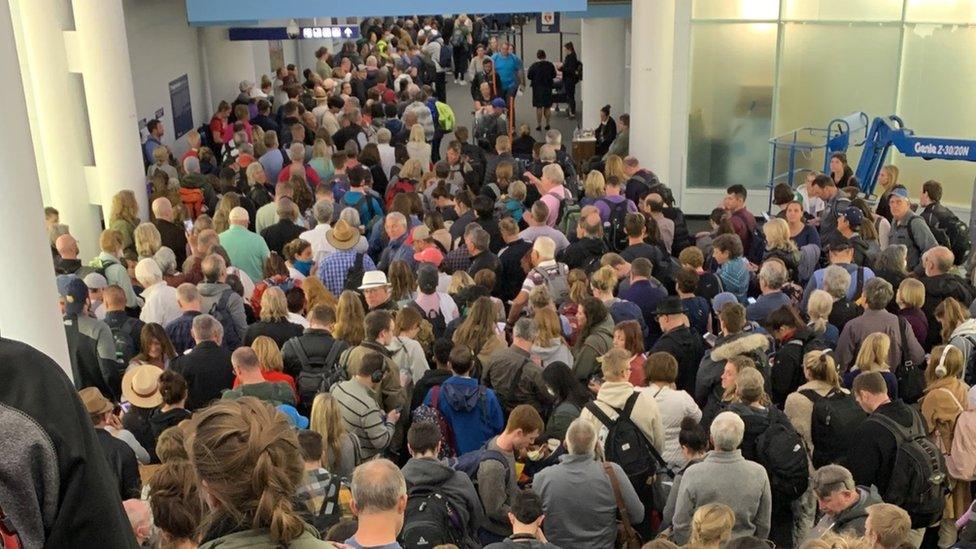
[{"left": 330, "top": 379, "right": 393, "bottom": 459}]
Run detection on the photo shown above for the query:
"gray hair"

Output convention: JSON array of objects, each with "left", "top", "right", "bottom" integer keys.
[
  {"left": 229, "top": 206, "right": 249, "bottom": 224},
  {"left": 758, "top": 260, "right": 787, "bottom": 290},
  {"left": 545, "top": 129, "right": 562, "bottom": 147},
  {"left": 565, "top": 418, "right": 597, "bottom": 455},
  {"left": 351, "top": 459, "right": 406, "bottom": 514},
  {"left": 313, "top": 200, "right": 334, "bottom": 224},
  {"left": 385, "top": 211, "right": 407, "bottom": 229},
  {"left": 134, "top": 258, "right": 162, "bottom": 287},
  {"left": 191, "top": 313, "right": 223, "bottom": 344},
  {"left": 541, "top": 163, "right": 565, "bottom": 186},
  {"left": 183, "top": 156, "right": 200, "bottom": 174},
  {"left": 468, "top": 227, "right": 490, "bottom": 252},
  {"left": 376, "top": 127, "right": 392, "bottom": 144},
  {"left": 864, "top": 277, "right": 893, "bottom": 310},
  {"left": 822, "top": 265, "right": 852, "bottom": 299},
  {"left": 811, "top": 464, "right": 856, "bottom": 498},
  {"left": 201, "top": 254, "right": 226, "bottom": 283},
  {"left": 513, "top": 318, "right": 539, "bottom": 342},
  {"left": 539, "top": 144, "right": 557, "bottom": 163},
  {"left": 176, "top": 282, "right": 200, "bottom": 304},
  {"left": 339, "top": 207, "right": 361, "bottom": 227},
  {"left": 876, "top": 244, "right": 907, "bottom": 275},
  {"left": 288, "top": 142, "right": 306, "bottom": 163},
  {"left": 710, "top": 411, "right": 745, "bottom": 451},
  {"left": 154, "top": 246, "right": 178, "bottom": 275}
]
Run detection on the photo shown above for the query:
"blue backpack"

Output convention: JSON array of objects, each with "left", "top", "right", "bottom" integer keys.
[{"left": 450, "top": 445, "right": 510, "bottom": 484}]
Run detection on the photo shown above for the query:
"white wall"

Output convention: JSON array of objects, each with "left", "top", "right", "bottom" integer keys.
[
  {"left": 201, "top": 27, "right": 258, "bottom": 113},
  {"left": 123, "top": 0, "right": 207, "bottom": 159}
]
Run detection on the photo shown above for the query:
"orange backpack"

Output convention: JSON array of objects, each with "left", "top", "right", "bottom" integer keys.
[{"left": 179, "top": 187, "right": 205, "bottom": 220}]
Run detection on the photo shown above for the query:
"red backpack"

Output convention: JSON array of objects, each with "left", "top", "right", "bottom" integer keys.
[
  {"left": 385, "top": 178, "right": 415, "bottom": 210},
  {"left": 179, "top": 187, "right": 205, "bottom": 220}
]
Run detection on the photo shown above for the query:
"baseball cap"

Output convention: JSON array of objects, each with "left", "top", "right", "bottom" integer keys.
[
  {"left": 276, "top": 404, "right": 309, "bottom": 429},
  {"left": 839, "top": 206, "right": 863, "bottom": 228},
  {"left": 58, "top": 275, "right": 89, "bottom": 315},
  {"left": 414, "top": 246, "right": 444, "bottom": 268},
  {"left": 889, "top": 186, "right": 910, "bottom": 201},
  {"left": 491, "top": 98, "right": 506, "bottom": 109},
  {"left": 83, "top": 272, "right": 108, "bottom": 290}
]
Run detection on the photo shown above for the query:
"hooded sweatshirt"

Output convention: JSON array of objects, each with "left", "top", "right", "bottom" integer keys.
[
  {"left": 401, "top": 457, "right": 485, "bottom": 545},
  {"left": 948, "top": 318, "right": 976, "bottom": 383},
  {"left": 572, "top": 315, "right": 615, "bottom": 382},
  {"left": 531, "top": 338, "right": 573, "bottom": 369},
  {"left": 198, "top": 282, "right": 247, "bottom": 347},
  {"left": 427, "top": 376, "right": 505, "bottom": 455},
  {"left": 148, "top": 407, "right": 192, "bottom": 441}
]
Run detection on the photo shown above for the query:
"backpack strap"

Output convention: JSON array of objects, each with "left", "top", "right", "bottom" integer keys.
[
  {"left": 322, "top": 340, "right": 346, "bottom": 374},
  {"left": 869, "top": 410, "right": 921, "bottom": 444},
  {"left": 506, "top": 358, "right": 531, "bottom": 405},
  {"left": 431, "top": 384, "right": 441, "bottom": 410},
  {"left": 603, "top": 463, "right": 639, "bottom": 544},
  {"left": 584, "top": 400, "right": 616, "bottom": 429},
  {"left": 896, "top": 316, "right": 912, "bottom": 369},
  {"left": 291, "top": 337, "right": 312, "bottom": 370},
  {"left": 853, "top": 267, "right": 865, "bottom": 299},
  {"left": 620, "top": 391, "right": 641, "bottom": 422}
]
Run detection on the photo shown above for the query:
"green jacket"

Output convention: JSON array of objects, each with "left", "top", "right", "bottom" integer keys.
[
  {"left": 199, "top": 528, "right": 330, "bottom": 548},
  {"left": 572, "top": 315, "right": 615, "bottom": 382},
  {"left": 221, "top": 381, "right": 295, "bottom": 407},
  {"left": 218, "top": 225, "right": 270, "bottom": 282}
]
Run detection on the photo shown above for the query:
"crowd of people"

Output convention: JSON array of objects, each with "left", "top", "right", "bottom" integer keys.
[{"left": 9, "top": 12, "right": 976, "bottom": 549}]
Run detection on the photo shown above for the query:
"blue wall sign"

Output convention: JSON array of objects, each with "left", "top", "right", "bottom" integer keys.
[
  {"left": 169, "top": 74, "right": 193, "bottom": 139},
  {"left": 536, "top": 12, "right": 561, "bottom": 34}
]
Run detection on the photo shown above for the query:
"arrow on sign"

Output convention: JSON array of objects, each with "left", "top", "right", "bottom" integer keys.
[{"left": 343, "top": 27, "right": 352, "bottom": 37}]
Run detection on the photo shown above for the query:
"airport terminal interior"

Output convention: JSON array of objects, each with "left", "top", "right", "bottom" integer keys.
[{"left": 4, "top": 1, "right": 976, "bottom": 548}]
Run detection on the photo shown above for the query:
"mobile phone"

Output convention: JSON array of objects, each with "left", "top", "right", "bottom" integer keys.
[
  {"left": 747, "top": 297, "right": 757, "bottom": 305},
  {"left": 704, "top": 333, "right": 718, "bottom": 347},
  {"left": 184, "top": 219, "right": 194, "bottom": 232}
]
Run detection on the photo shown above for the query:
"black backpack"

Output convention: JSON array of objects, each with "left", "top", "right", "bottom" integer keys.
[
  {"left": 745, "top": 221, "right": 767, "bottom": 265},
  {"left": 343, "top": 253, "right": 366, "bottom": 293},
  {"left": 399, "top": 487, "right": 463, "bottom": 548},
  {"left": 930, "top": 206, "right": 971, "bottom": 265},
  {"left": 894, "top": 316, "right": 926, "bottom": 404},
  {"left": 302, "top": 473, "right": 344, "bottom": 537},
  {"left": 408, "top": 301, "right": 446, "bottom": 341},
  {"left": 208, "top": 289, "right": 241, "bottom": 350},
  {"left": 288, "top": 337, "right": 347, "bottom": 416},
  {"left": 437, "top": 43, "right": 453, "bottom": 70},
  {"left": 106, "top": 316, "right": 140, "bottom": 366},
  {"left": 735, "top": 405, "right": 809, "bottom": 501},
  {"left": 800, "top": 388, "right": 866, "bottom": 468},
  {"left": 869, "top": 410, "right": 947, "bottom": 528},
  {"left": 585, "top": 392, "right": 660, "bottom": 487},
  {"left": 600, "top": 198, "right": 630, "bottom": 253}
]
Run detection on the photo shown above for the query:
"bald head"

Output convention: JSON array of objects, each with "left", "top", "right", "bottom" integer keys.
[
  {"left": 151, "top": 198, "right": 173, "bottom": 221},
  {"left": 923, "top": 246, "right": 954, "bottom": 276},
  {"left": 55, "top": 234, "right": 79, "bottom": 259}
]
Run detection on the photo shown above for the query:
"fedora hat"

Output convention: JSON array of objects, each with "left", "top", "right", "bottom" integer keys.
[
  {"left": 326, "top": 220, "right": 359, "bottom": 251},
  {"left": 359, "top": 270, "right": 390, "bottom": 290},
  {"left": 121, "top": 365, "right": 164, "bottom": 408},
  {"left": 313, "top": 87, "right": 328, "bottom": 101},
  {"left": 79, "top": 387, "right": 114, "bottom": 416},
  {"left": 653, "top": 296, "right": 686, "bottom": 317}
]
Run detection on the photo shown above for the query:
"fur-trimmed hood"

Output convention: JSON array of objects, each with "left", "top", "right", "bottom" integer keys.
[{"left": 709, "top": 332, "right": 770, "bottom": 362}]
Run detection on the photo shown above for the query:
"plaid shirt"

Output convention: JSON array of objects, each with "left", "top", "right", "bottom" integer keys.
[
  {"left": 442, "top": 243, "right": 471, "bottom": 275},
  {"left": 295, "top": 467, "right": 339, "bottom": 516},
  {"left": 319, "top": 250, "right": 377, "bottom": 296}
]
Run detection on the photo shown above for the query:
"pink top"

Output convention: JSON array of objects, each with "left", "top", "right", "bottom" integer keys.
[{"left": 540, "top": 185, "right": 568, "bottom": 227}]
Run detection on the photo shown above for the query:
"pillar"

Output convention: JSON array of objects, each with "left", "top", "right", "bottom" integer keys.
[
  {"left": 73, "top": 0, "right": 150, "bottom": 222},
  {"left": 0, "top": 0, "right": 72, "bottom": 373},
  {"left": 629, "top": 0, "right": 676, "bottom": 177},
  {"left": 9, "top": 0, "right": 103, "bottom": 260},
  {"left": 580, "top": 18, "right": 627, "bottom": 131}
]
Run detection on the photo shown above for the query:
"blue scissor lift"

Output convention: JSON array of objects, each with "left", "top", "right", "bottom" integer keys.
[{"left": 766, "top": 112, "right": 870, "bottom": 214}]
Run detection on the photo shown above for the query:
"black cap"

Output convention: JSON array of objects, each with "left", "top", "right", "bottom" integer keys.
[{"left": 653, "top": 296, "right": 685, "bottom": 317}]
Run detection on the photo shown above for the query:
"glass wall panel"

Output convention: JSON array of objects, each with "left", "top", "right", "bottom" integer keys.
[
  {"left": 774, "top": 24, "right": 900, "bottom": 183},
  {"left": 692, "top": 0, "right": 779, "bottom": 20},
  {"left": 895, "top": 25, "right": 976, "bottom": 206},
  {"left": 906, "top": 0, "right": 976, "bottom": 23},
  {"left": 782, "top": 0, "right": 903, "bottom": 21},
  {"left": 687, "top": 24, "right": 777, "bottom": 189}
]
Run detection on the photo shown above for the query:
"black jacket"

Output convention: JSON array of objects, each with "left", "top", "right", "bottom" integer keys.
[
  {"left": 121, "top": 405, "right": 155, "bottom": 462},
  {"left": 154, "top": 218, "right": 189, "bottom": 267},
  {"left": 595, "top": 117, "right": 617, "bottom": 157},
  {"left": 0, "top": 338, "right": 138, "bottom": 548},
  {"left": 170, "top": 341, "right": 235, "bottom": 411},
  {"left": 260, "top": 219, "right": 305, "bottom": 256},
  {"left": 497, "top": 239, "right": 532, "bottom": 302},
  {"left": 652, "top": 326, "right": 705, "bottom": 394},
  {"left": 829, "top": 299, "right": 863, "bottom": 329},
  {"left": 475, "top": 217, "right": 505, "bottom": 254},
  {"left": 148, "top": 407, "right": 192, "bottom": 442},
  {"left": 411, "top": 368, "right": 454, "bottom": 414},
  {"left": 468, "top": 249, "right": 501, "bottom": 278},
  {"left": 921, "top": 273, "right": 976, "bottom": 348},
  {"left": 54, "top": 257, "right": 85, "bottom": 276},
  {"left": 94, "top": 428, "right": 141, "bottom": 501},
  {"left": 845, "top": 400, "right": 917, "bottom": 496},
  {"left": 281, "top": 328, "right": 346, "bottom": 379},
  {"left": 560, "top": 237, "right": 607, "bottom": 271},
  {"left": 770, "top": 328, "right": 824, "bottom": 408},
  {"left": 244, "top": 320, "right": 305, "bottom": 350}
]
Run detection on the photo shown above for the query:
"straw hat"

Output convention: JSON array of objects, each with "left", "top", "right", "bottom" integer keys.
[
  {"left": 121, "top": 364, "right": 164, "bottom": 408},
  {"left": 326, "top": 220, "right": 359, "bottom": 251}
]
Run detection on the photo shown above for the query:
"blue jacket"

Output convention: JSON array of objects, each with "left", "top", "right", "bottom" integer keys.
[
  {"left": 425, "top": 376, "right": 504, "bottom": 455},
  {"left": 718, "top": 258, "right": 750, "bottom": 303}
]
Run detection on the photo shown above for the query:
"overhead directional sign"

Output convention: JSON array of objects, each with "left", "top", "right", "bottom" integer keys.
[
  {"left": 301, "top": 25, "right": 360, "bottom": 40},
  {"left": 537, "top": 12, "right": 560, "bottom": 34}
]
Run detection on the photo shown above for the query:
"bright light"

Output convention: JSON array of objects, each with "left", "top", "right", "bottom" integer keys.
[{"left": 741, "top": 0, "right": 780, "bottom": 20}]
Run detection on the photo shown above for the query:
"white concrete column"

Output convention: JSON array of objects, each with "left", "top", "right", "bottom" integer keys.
[
  {"left": 73, "top": 0, "right": 149, "bottom": 222},
  {"left": 629, "top": 0, "right": 676, "bottom": 177},
  {"left": 9, "top": 0, "right": 103, "bottom": 260},
  {"left": 0, "top": 0, "right": 72, "bottom": 373},
  {"left": 581, "top": 18, "right": 627, "bottom": 131}
]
